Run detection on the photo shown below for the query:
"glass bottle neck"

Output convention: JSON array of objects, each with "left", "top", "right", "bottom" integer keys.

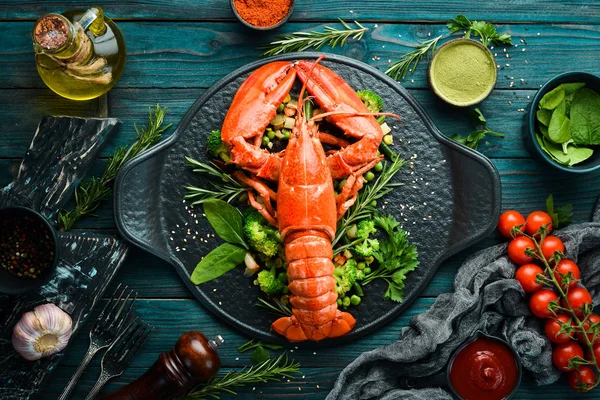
[{"left": 32, "top": 14, "right": 80, "bottom": 59}]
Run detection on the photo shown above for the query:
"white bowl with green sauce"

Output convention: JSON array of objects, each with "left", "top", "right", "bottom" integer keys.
[{"left": 428, "top": 38, "right": 497, "bottom": 107}]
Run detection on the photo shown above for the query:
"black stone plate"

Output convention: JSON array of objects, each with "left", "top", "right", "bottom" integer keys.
[{"left": 114, "top": 53, "right": 501, "bottom": 346}]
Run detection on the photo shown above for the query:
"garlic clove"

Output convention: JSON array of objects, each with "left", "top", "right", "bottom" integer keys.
[{"left": 12, "top": 303, "right": 73, "bottom": 361}]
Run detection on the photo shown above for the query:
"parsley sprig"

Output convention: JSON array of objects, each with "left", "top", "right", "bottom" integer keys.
[
  {"left": 450, "top": 108, "right": 504, "bottom": 150},
  {"left": 360, "top": 214, "right": 419, "bottom": 303},
  {"left": 261, "top": 19, "right": 368, "bottom": 56},
  {"left": 447, "top": 15, "right": 512, "bottom": 47},
  {"left": 58, "top": 105, "right": 170, "bottom": 230}
]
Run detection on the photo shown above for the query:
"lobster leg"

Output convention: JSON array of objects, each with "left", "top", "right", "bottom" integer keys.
[
  {"left": 222, "top": 62, "right": 297, "bottom": 182},
  {"left": 334, "top": 156, "right": 382, "bottom": 218},
  {"left": 233, "top": 171, "right": 278, "bottom": 226},
  {"left": 294, "top": 61, "right": 385, "bottom": 180}
]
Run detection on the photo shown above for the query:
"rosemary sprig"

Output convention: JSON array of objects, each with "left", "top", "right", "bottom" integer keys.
[
  {"left": 385, "top": 35, "right": 442, "bottom": 81},
  {"left": 261, "top": 19, "right": 368, "bottom": 56},
  {"left": 333, "top": 154, "right": 407, "bottom": 251},
  {"left": 58, "top": 105, "right": 171, "bottom": 231},
  {"left": 255, "top": 297, "right": 292, "bottom": 317},
  {"left": 181, "top": 354, "right": 300, "bottom": 400},
  {"left": 184, "top": 158, "right": 246, "bottom": 205}
]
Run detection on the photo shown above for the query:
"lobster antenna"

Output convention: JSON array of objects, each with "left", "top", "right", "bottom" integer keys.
[
  {"left": 309, "top": 111, "right": 402, "bottom": 123},
  {"left": 297, "top": 54, "right": 326, "bottom": 122}
]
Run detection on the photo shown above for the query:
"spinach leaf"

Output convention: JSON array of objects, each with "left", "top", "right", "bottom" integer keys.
[
  {"left": 548, "top": 109, "right": 571, "bottom": 144},
  {"left": 190, "top": 243, "right": 247, "bottom": 284},
  {"left": 537, "top": 134, "right": 594, "bottom": 166},
  {"left": 561, "top": 82, "right": 586, "bottom": 95},
  {"left": 570, "top": 88, "right": 600, "bottom": 145},
  {"left": 539, "top": 124, "right": 549, "bottom": 138},
  {"left": 203, "top": 199, "right": 247, "bottom": 248},
  {"left": 537, "top": 108, "right": 552, "bottom": 126},
  {"left": 539, "top": 86, "right": 565, "bottom": 110}
]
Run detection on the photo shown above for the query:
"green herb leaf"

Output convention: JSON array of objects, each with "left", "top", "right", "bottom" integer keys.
[
  {"left": 548, "top": 109, "right": 571, "bottom": 144},
  {"left": 203, "top": 199, "right": 248, "bottom": 249},
  {"left": 570, "top": 88, "right": 600, "bottom": 145},
  {"left": 536, "top": 108, "right": 552, "bottom": 126},
  {"left": 251, "top": 347, "right": 272, "bottom": 364},
  {"left": 384, "top": 283, "right": 404, "bottom": 303},
  {"left": 546, "top": 194, "right": 573, "bottom": 228},
  {"left": 447, "top": 15, "right": 512, "bottom": 46},
  {"left": 450, "top": 108, "right": 504, "bottom": 150},
  {"left": 539, "top": 86, "right": 566, "bottom": 110},
  {"left": 561, "top": 82, "right": 586, "bottom": 95},
  {"left": 190, "top": 243, "right": 246, "bottom": 284},
  {"left": 537, "top": 134, "right": 594, "bottom": 166},
  {"left": 261, "top": 19, "right": 368, "bottom": 56}
]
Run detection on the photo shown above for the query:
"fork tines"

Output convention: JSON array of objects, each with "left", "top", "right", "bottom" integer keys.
[
  {"left": 95, "top": 283, "right": 137, "bottom": 333},
  {"left": 107, "top": 318, "right": 152, "bottom": 365}
]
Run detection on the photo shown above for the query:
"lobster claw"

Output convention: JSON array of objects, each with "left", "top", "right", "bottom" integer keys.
[
  {"left": 295, "top": 60, "right": 384, "bottom": 179},
  {"left": 221, "top": 62, "right": 296, "bottom": 181}
]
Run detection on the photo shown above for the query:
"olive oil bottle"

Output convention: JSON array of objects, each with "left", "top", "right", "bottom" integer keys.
[{"left": 32, "top": 7, "right": 126, "bottom": 101}]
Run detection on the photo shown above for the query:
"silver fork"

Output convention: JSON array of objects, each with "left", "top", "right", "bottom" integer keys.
[
  {"left": 85, "top": 319, "right": 152, "bottom": 400},
  {"left": 58, "top": 284, "right": 137, "bottom": 400}
]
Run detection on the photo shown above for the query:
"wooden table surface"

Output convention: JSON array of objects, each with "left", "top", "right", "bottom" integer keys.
[{"left": 1, "top": 1, "right": 600, "bottom": 399}]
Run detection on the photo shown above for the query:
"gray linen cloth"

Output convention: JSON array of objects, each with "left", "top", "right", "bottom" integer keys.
[{"left": 327, "top": 197, "right": 600, "bottom": 400}]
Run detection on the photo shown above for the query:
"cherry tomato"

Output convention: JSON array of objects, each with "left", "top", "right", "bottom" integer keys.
[
  {"left": 545, "top": 314, "right": 574, "bottom": 344},
  {"left": 525, "top": 211, "right": 553, "bottom": 236},
  {"left": 553, "top": 341, "right": 584, "bottom": 371},
  {"left": 508, "top": 236, "right": 536, "bottom": 265},
  {"left": 554, "top": 259, "right": 581, "bottom": 289},
  {"left": 498, "top": 210, "right": 525, "bottom": 238},
  {"left": 565, "top": 287, "right": 593, "bottom": 316},
  {"left": 578, "top": 314, "right": 600, "bottom": 344},
  {"left": 529, "top": 289, "right": 559, "bottom": 318},
  {"left": 540, "top": 236, "right": 565, "bottom": 261},
  {"left": 568, "top": 366, "right": 595, "bottom": 392},
  {"left": 515, "top": 264, "right": 545, "bottom": 293}
]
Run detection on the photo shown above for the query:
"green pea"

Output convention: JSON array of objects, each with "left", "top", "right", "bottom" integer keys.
[
  {"left": 277, "top": 103, "right": 285, "bottom": 112},
  {"left": 262, "top": 136, "right": 270, "bottom": 146},
  {"left": 343, "top": 296, "right": 351, "bottom": 307},
  {"left": 364, "top": 267, "right": 372, "bottom": 274},
  {"left": 277, "top": 272, "right": 288, "bottom": 284},
  {"left": 374, "top": 161, "right": 383, "bottom": 172},
  {"left": 365, "top": 171, "right": 375, "bottom": 181},
  {"left": 357, "top": 262, "right": 366, "bottom": 270},
  {"left": 337, "top": 298, "right": 342, "bottom": 306},
  {"left": 283, "top": 130, "right": 291, "bottom": 139},
  {"left": 267, "top": 130, "right": 276, "bottom": 140},
  {"left": 350, "top": 295, "right": 361, "bottom": 306}
]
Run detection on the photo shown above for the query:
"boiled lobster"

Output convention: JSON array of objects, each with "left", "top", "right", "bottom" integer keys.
[{"left": 221, "top": 57, "right": 391, "bottom": 341}]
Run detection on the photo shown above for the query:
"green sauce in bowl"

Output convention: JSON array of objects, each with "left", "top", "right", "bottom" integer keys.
[{"left": 428, "top": 38, "right": 497, "bottom": 107}]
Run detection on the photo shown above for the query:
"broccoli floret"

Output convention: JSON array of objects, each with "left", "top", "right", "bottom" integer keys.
[
  {"left": 243, "top": 211, "right": 281, "bottom": 258},
  {"left": 356, "top": 268, "right": 366, "bottom": 281},
  {"left": 334, "top": 259, "right": 358, "bottom": 297},
  {"left": 206, "top": 129, "right": 230, "bottom": 163},
  {"left": 356, "top": 220, "right": 377, "bottom": 239},
  {"left": 255, "top": 266, "right": 285, "bottom": 296},
  {"left": 357, "top": 90, "right": 384, "bottom": 113},
  {"left": 354, "top": 238, "right": 380, "bottom": 257}
]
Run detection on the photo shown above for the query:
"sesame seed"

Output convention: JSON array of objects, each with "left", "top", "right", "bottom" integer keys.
[
  {"left": 236, "top": 357, "right": 239, "bottom": 360},
  {"left": 213, "top": 288, "right": 217, "bottom": 292}
]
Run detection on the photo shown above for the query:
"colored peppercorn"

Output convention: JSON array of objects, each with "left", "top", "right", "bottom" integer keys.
[{"left": 0, "top": 214, "right": 55, "bottom": 280}]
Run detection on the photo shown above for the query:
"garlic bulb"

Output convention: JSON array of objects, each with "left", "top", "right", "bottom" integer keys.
[{"left": 12, "top": 303, "right": 73, "bottom": 361}]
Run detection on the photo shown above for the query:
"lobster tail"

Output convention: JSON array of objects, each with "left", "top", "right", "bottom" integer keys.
[{"left": 271, "top": 233, "right": 356, "bottom": 342}]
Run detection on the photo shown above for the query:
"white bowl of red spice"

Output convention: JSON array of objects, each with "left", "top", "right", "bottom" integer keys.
[{"left": 231, "top": 0, "right": 294, "bottom": 30}]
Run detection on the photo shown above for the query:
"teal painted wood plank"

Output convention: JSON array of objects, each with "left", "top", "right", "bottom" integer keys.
[
  {"left": 1, "top": 22, "right": 599, "bottom": 90},
  {"left": 1, "top": 0, "right": 598, "bottom": 23},
  {"left": 42, "top": 365, "right": 598, "bottom": 399},
  {"left": 0, "top": 87, "right": 536, "bottom": 159}
]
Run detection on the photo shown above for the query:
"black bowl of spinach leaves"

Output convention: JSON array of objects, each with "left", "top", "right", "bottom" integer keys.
[{"left": 524, "top": 72, "right": 600, "bottom": 173}]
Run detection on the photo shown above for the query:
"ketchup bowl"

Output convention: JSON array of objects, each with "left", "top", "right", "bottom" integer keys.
[{"left": 400, "top": 332, "right": 522, "bottom": 400}]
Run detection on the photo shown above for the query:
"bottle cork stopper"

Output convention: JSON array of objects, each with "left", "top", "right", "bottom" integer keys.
[{"left": 34, "top": 15, "right": 69, "bottom": 50}]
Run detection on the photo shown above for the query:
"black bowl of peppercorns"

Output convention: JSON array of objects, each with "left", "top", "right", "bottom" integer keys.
[{"left": 0, "top": 206, "right": 58, "bottom": 295}]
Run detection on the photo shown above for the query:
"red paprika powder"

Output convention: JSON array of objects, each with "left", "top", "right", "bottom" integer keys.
[{"left": 233, "top": 0, "right": 292, "bottom": 28}]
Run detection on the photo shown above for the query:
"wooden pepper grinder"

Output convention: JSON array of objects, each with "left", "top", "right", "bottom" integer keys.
[{"left": 99, "top": 331, "right": 223, "bottom": 400}]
